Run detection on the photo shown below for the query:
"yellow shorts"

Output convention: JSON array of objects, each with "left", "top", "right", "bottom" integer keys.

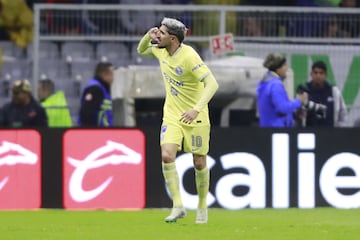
[{"left": 160, "top": 121, "right": 210, "bottom": 155}]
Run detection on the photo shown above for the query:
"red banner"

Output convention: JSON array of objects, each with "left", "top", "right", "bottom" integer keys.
[
  {"left": 0, "top": 130, "right": 42, "bottom": 209},
  {"left": 209, "top": 33, "right": 234, "bottom": 55},
  {"left": 63, "top": 129, "right": 146, "bottom": 209}
]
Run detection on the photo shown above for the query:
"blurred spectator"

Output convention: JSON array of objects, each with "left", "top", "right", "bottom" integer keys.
[
  {"left": 38, "top": 78, "right": 73, "bottom": 127},
  {"left": 119, "top": 0, "right": 162, "bottom": 35},
  {"left": 44, "top": 0, "right": 83, "bottom": 35},
  {"left": 1, "top": 79, "right": 48, "bottom": 127},
  {"left": 295, "top": 0, "right": 335, "bottom": 6},
  {"left": 192, "top": 0, "right": 240, "bottom": 37},
  {"left": 78, "top": 62, "right": 114, "bottom": 127},
  {"left": 0, "top": 0, "right": 34, "bottom": 48},
  {"left": 243, "top": 0, "right": 295, "bottom": 6},
  {"left": 338, "top": 0, "right": 360, "bottom": 37},
  {"left": 295, "top": 0, "right": 320, "bottom": 6},
  {"left": 80, "top": 0, "right": 120, "bottom": 34},
  {"left": 339, "top": 0, "right": 357, "bottom": 7},
  {"left": 323, "top": 15, "right": 349, "bottom": 37},
  {"left": 240, "top": 15, "right": 263, "bottom": 36}
]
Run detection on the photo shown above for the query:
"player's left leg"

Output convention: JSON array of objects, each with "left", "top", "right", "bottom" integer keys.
[
  {"left": 193, "top": 154, "right": 209, "bottom": 224},
  {"left": 183, "top": 125, "right": 210, "bottom": 224}
]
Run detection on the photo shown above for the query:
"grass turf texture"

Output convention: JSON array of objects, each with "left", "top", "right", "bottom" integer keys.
[{"left": 0, "top": 208, "right": 359, "bottom": 240}]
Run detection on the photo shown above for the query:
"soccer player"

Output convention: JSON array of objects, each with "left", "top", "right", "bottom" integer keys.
[{"left": 137, "top": 17, "right": 219, "bottom": 224}]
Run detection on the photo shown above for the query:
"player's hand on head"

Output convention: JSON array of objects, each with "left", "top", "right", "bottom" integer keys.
[
  {"left": 148, "top": 27, "right": 160, "bottom": 43},
  {"left": 180, "top": 110, "right": 199, "bottom": 124}
]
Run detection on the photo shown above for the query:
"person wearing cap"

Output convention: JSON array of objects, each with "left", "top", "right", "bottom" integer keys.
[
  {"left": 256, "top": 53, "right": 307, "bottom": 127},
  {"left": 38, "top": 78, "right": 73, "bottom": 127},
  {"left": 137, "top": 17, "right": 219, "bottom": 224},
  {"left": 1, "top": 79, "right": 48, "bottom": 127}
]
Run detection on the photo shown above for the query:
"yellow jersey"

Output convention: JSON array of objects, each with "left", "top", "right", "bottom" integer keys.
[
  {"left": 140, "top": 37, "right": 212, "bottom": 126},
  {"left": 154, "top": 45, "right": 211, "bottom": 126}
]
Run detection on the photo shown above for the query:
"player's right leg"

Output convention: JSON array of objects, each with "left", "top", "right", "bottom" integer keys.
[{"left": 160, "top": 123, "right": 186, "bottom": 223}]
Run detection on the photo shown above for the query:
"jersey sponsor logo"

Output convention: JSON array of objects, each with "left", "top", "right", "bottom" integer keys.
[
  {"left": 63, "top": 129, "right": 146, "bottom": 209},
  {"left": 0, "top": 130, "right": 41, "bottom": 209},
  {"left": 170, "top": 86, "right": 178, "bottom": 96},
  {"left": 175, "top": 67, "right": 183, "bottom": 75},
  {"left": 163, "top": 72, "right": 184, "bottom": 87}
]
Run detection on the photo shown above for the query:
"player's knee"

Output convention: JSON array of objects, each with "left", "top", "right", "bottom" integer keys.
[
  {"left": 161, "top": 151, "right": 176, "bottom": 163},
  {"left": 193, "top": 155, "right": 206, "bottom": 170}
]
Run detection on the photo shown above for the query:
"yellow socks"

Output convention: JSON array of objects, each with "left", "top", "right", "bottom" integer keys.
[
  {"left": 163, "top": 162, "right": 209, "bottom": 209},
  {"left": 162, "top": 162, "right": 183, "bottom": 207},
  {"left": 195, "top": 167, "right": 209, "bottom": 209}
]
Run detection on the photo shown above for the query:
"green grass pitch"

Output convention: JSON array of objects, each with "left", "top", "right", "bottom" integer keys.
[{"left": 0, "top": 208, "right": 359, "bottom": 240}]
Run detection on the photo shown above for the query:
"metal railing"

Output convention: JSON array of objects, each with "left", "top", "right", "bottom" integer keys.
[{"left": 32, "top": 4, "right": 360, "bottom": 125}]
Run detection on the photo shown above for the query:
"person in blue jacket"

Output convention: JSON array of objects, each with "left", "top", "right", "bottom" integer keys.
[
  {"left": 256, "top": 53, "right": 307, "bottom": 127},
  {"left": 78, "top": 62, "right": 114, "bottom": 127}
]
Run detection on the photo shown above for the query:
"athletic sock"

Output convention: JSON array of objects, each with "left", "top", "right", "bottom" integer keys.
[
  {"left": 162, "top": 162, "right": 183, "bottom": 207},
  {"left": 195, "top": 166, "right": 209, "bottom": 209}
]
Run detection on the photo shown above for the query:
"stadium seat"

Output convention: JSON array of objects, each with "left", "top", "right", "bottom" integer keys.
[
  {"left": 66, "top": 96, "right": 81, "bottom": 126},
  {"left": 67, "top": 60, "right": 97, "bottom": 97},
  {"left": 27, "top": 42, "right": 60, "bottom": 60},
  {"left": 0, "top": 41, "right": 26, "bottom": 60},
  {"left": 38, "top": 59, "right": 68, "bottom": 81},
  {"left": 61, "top": 42, "right": 95, "bottom": 62},
  {"left": 71, "top": 60, "right": 97, "bottom": 81},
  {"left": 96, "top": 42, "right": 131, "bottom": 67},
  {"left": 0, "top": 60, "right": 32, "bottom": 81},
  {"left": 130, "top": 44, "right": 158, "bottom": 66}
]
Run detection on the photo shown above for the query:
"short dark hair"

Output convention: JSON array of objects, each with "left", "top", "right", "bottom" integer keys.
[
  {"left": 39, "top": 79, "right": 55, "bottom": 93},
  {"left": 161, "top": 17, "right": 187, "bottom": 43},
  {"left": 311, "top": 60, "right": 327, "bottom": 72},
  {"left": 94, "top": 62, "right": 113, "bottom": 80}
]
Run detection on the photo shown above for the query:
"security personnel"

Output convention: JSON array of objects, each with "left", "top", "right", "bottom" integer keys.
[
  {"left": 1, "top": 79, "right": 48, "bottom": 127},
  {"left": 38, "top": 79, "right": 73, "bottom": 127},
  {"left": 78, "top": 62, "right": 114, "bottom": 127}
]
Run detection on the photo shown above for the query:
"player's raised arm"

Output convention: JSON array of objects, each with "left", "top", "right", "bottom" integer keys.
[{"left": 137, "top": 27, "right": 160, "bottom": 57}]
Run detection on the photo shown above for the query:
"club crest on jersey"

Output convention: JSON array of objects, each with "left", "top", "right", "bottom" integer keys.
[{"left": 175, "top": 67, "right": 183, "bottom": 75}]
